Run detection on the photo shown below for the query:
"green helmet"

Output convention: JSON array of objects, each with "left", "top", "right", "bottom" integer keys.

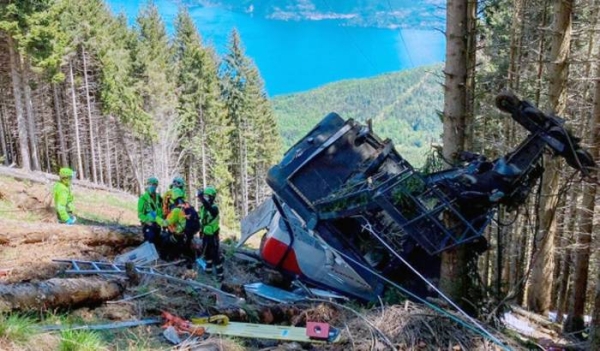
[
  {"left": 147, "top": 176, "right": 159, "bottom": 186},
  {"left": 204, "top": 186, "right": 217, "bottom": 197},
  {"left": 172, "top": 176, "right": 185, "bottom": 188},
  {"left": 59, "top": 167, "right": 74, "bottom": 178},
  {"left": 170, "top": 187, "right": 186, "bottom": 202}
]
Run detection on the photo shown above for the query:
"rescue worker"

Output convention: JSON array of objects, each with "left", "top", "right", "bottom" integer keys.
[
  {"left": 157, "top": 187, "right": 189, "bottom": 261},
  {"left": 137, "top": 177, "right": 163, "bottom": 244},
  {"left": 162, "top": 176, "right": 186, "bottom": 217},
  {"left": 197, "top": 186, "right": 223, "bottom": 281},
  {"left": 53, "top": 167, "right": 76, "bottom": 224}
]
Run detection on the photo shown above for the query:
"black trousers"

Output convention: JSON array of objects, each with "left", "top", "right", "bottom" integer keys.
[
  {"left": 157, "top": 229, "right": 197, "bottom": 262},
  {"left": 202, "top": 232, "right": 223, "bottom": 281},
  {"left": 142, "top": 223, "right": 161, "bottom": 244}
]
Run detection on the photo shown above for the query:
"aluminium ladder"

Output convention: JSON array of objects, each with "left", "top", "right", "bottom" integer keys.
[{"left": 53, "top": 259, "right": 158, "bottom": 275}]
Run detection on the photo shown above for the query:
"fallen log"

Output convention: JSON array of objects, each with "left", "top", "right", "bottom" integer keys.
[
  {"left": 510, "top": 305, "right": 558, "bottom": 329},
  {"left": 0, "top": 165, "right": 136, "bottom": 196},
  {"left": 0, "top": 220, "right": 141, "bottom": 247},
  {"left": 0, "top": 277, "right": 125, "bottom": 312}
]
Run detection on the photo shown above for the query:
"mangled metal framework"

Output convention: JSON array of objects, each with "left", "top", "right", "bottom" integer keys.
[{"left": 240, "top": 92, "right": 595, "bottom": 301}]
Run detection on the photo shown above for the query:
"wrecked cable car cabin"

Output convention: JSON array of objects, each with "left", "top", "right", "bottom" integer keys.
[{"left": 240, "top": 93, "right": 595, "bottom": 301}]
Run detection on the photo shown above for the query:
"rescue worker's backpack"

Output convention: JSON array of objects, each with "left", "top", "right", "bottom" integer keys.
[{"left": 184, "top": 205, "right": 200, "bottom": 235}]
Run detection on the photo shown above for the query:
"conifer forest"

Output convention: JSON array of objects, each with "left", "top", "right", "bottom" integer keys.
[{"left": 0, "top": 0, "right": 281, "bottom": 227}]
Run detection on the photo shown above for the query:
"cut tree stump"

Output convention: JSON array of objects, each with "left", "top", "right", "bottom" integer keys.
[{"left": 0, "top": 277, "right": 125, "bottom": 312}]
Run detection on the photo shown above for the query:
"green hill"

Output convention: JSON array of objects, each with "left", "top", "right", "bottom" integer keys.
[{"left": 272, "top": 64, "right": 444, "bottom": 166}]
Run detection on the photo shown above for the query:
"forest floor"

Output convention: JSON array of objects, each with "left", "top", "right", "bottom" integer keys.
[{"left": 0, "top": 167, "right": 585, "bottom": 350}]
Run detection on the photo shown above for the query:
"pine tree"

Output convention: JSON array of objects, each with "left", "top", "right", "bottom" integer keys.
[
  {"left": 243, "top": 64, "right": 281, "bottom": 206},
  {"left": 173, "top": 8, "right": 235, "bottom": 226},
  {"left": 133, "top": 2, "right": 178, "bottom": 189},
  {"left": 222, "top": 29, "right": 281, "bottom": 220}
]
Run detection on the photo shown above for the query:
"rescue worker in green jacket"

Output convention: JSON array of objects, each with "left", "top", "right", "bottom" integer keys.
[
  {"left": 162, "top": 176, "right": 186, "bottom": 218},
  {"left": 53, "top": 167, "right": 76, "bottom": 225},
  {"left": 197, "top": 186, "right": 223, "bottom": 281},
  {"left": 157, "top": 187, "right": 188, "bottom": 260},
  {"left": 137, "top": 177, "right": 163, "bottom": 244}
]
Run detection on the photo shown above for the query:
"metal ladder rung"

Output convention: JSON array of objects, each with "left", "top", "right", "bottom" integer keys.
[
  {"left": 66, "top": 270, "right": 122, "bottom": 274},
  {"left": 55, "top": 259, "right": 158, "bottom": 276}
]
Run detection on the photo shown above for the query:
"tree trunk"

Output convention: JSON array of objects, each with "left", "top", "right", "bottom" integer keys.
[
  {"left": 41, "top": 101, "right": 51, "bottom": 171},
  {"left": 565, "top": 39, "right": 600, "bottom": 334},
  {"left": 69, "top": 60, "right": 84, "bottom": 179},
  {"left": 115, "top": 122, "right": 142, "bottom": 192},
  {"left": 240, "top": 119, "right": 249, "bottom": 217},
  {"left": 440, "top": 0, "right": 474, "bottom": 312},
  {"left": 0, "top": 222, "right": 142, "bottom": 247},
  {"left": 97, "top": 120, "right": 104, "bottom": 184},
  {"left": 555, "top": 235, "right": 571, "bottom": 324},
  {"left": 0, "top": 101, "right": 9, "bottom": 165},
  {"left": 517, "top": 210, "right": 531, "bottom": 305},
  {"left": 82, "top": 46, "right": 98, "bottom": 183},
  {"left": 507, "top": 0, "right": 525, "bottom": 90},
  {"left": 52, "top": 83, "right": 68, "bottom": 166},
  {"left": 590, "top": 259, "right": 600, "bottom": 349},
  {"left": 527, "top": 165, "right": 560, "bottom": 313},
  {"left": 534, "top": 0, "right": 549, "bottom": 106},
  {"left": 0, "top": 278, "right": 124, "bottom": 312},
  {"left": 464, "top": 0, "right": 477, "bottom": 149},
  {"left": 7, "top": 35, "right": 31, "bottom": 171},
  {"left": 550, "top": 198, "right": 567, "bottom": 311},
  {"left": 105, "top": 120, "right": 113, "bottom": 187},
  {"left": 589, "top": 53, "right": 600, "bottom": 350},
  {"left": 22, "top": 58, "right": 40, "bottom": 171},
  {"left": 527, "top": 0, "right": 572, "bottom": 315},
  {"left": 200, "top": 118, "right": 207, "bottom": 188}
]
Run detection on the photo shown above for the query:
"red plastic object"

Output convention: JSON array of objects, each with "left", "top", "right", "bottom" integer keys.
[
  {"left": 261, "top": 237, "right": 302, "bottom": 274},
  {"left": 306, "top": 321, "right": 330, "bottom": 340}
]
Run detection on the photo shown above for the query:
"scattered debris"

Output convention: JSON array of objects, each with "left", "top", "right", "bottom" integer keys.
[
  {"left": 191, "top": 315, "right": 230, "bottom": 325},
  {"left": 196, "top": 257, "right": 207, "bottom": 271},
  {"left": 161, "top": 311, "right": 205, "bottom": 337},
  {"left": 244, "top": 282, "right": 304, "bottom": 303},
  {"left": 106, "top": 288, "right": 159, "bottom": 304},
  {"left": 56, "top": 258, "right": 242, "bottom": 301},
  {"left": 306, "top": 321, "right": 332, "bottom": 340},
  {"left": 162, "top": 326, "right": 183, "bottom": 345},
  {"left": 40, "top": 318, "right": 162, "bottom": 332},
  {"left": 291, "top": 280, "right": 349, "bottom": 301},
  {"left": 114, "top": 242, "right": 159, "bottom": 266}
]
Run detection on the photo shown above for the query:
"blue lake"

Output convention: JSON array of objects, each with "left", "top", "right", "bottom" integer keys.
[{"left": 106, "top": 0, "right": 446, "bottom": 96}]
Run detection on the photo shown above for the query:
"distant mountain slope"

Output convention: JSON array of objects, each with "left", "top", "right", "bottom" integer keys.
[
  {"left": 272, "top": 64, "right": 444, "bottom": 166},
  {"left": 184, "top": 0, "right": 445, "bottom": 29}
]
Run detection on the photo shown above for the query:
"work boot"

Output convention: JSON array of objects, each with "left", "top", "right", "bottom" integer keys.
[{"left": 215, "top": 262, "right": 224, "bottom": 282}]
